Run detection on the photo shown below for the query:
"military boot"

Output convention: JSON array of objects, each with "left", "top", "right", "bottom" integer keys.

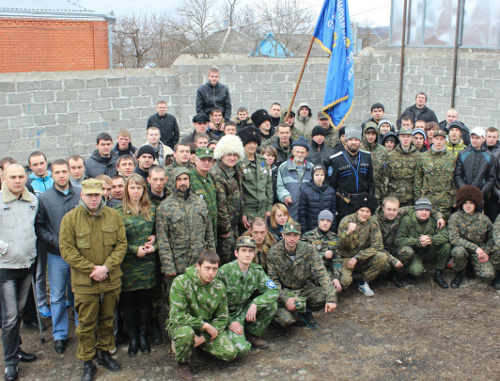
[
  {"left": 390, "top": 270, "right": 405, "bottom": 288},
  {"left": 433, "top": 269, "right": 449, "bottom": 289},
  {"left": 450, "top": 271, "right": 463, "bottom": 289},
  {"left": 493, "top": 274, "right": 500, "bottom": 290},
  {"left": 81, "top": 360, "right": 97, "bottom": 381},
  {"left": 96, "top": 350, "right": 121, "bottom": 372}
]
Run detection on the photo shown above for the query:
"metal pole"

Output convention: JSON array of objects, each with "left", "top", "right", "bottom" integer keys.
[
  {"left": 451, "top": 0, "right": 462, "bottom": 108},
  {"left": 397, "top": 0, "right": 409, "bottom": 118}
]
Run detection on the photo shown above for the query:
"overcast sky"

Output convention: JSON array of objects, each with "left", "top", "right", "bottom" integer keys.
[{"left": 81, "top": 0, "right": 392, "bottom": 26}]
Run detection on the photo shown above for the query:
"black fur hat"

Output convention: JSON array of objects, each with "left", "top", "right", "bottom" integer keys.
[
  {"left": 238, "top": 126, "right": 262, "bottom": 146},
  {"left": 456, "top": 185, "right": 483, "bottom": 212},
  {"left": 355, "top": 194, "right": 378, "bottom": 214}
]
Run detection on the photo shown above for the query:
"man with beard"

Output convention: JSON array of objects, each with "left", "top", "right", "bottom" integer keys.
[
  {"left": 165, "top": 143, "right": 193, "bottom": 193},
  {"left": 328, "top": 126, "right": 374, "bottom": 227},
  {"left": 361, "top": 122, "right": 388, "bottom": 202}
]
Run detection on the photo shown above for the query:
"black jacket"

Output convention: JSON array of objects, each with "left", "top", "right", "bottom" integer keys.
[
  {"left": 35, "top": 184, "right": 81, "bottom": 255},
  {"left": 272, "top": 139, "right": 293, "bottom": 168},
  {"left": 454, "top": 146, "right": 496, "bottom": 195},
  {"left": 85, "top": 150, "right": 117, "bottom": 178},
  {"left": 397, "top": 104, "right": 438, "bottom": 129},
  {"left": 308, "top": 140, "right": 335, "bottom": 169},
  {"left": 111, "top": 142, "right": 137, "bottom": 157},
  {"left": 298, "top": 180, "right": 336, "bottom": 232},
  {"left": 327, "top": 149, "right": 374, "bottom": 195},
  {"left": 181, "top": 129, "right": 219, "bottom": 144},
  {"left": 147, "top": 113, "right": 180, "bottom": 150},
  {"left": 196, "top": 81, "right": 232, "bottom": 121},
  {"left": 483, "top": 141, "right": 500, "bottom": 158}
]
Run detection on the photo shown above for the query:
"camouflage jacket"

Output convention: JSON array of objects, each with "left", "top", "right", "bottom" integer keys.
[
  {"left": 301, "top": 228, "right": 342, "bottom": 279},
  {"left": 210, "top": 160, "right": 244, "bottom": 234},
  {"left": 394, "top": 211, "right": 450, "bottom": 249},
  {"left": 337, "top": 214, "right": 395, "bottom": 264},
  {"left": 238, "top": 154, "right": 273, "bottom": 218},
  {"left": 165, "top": 160, "right": 193, "bottom": 193},
  {"left": 115, "top": 204, "right": 157, "bottom": 292},
  {"left": 156, "top": 190, "right": 216, "bottom": 275},
  {"left": 414, "top": 148, "right": 457, "bottom": 212},
  {"left": 382, "top": 145, "right": 420, "bottom": 205},
  {"left": 168, "top": 266, "right": 228, "bottom": 335},
  {"left": 448, "top": 210, "right": 494, "bottom": 253},
  {"left": 267, "top": 240, "right": 337, "bottom": 305},
  {"left": 242, "top": 230, "right": 276, "bottom": 273},
  {"left": 361, "top": 141, "right": 388, "bottom": 202},
  {"left": 446, "top": 140, "right": 467, "bottom": 158},
  {"left": 492, "top": 215, "right": 500, "bottom": 247},
  {"left": 217, "top": 260, "right": 278, "bottom": 322},
  {"left": 189, "top": 168, "right": 218, "bottom": 243}
]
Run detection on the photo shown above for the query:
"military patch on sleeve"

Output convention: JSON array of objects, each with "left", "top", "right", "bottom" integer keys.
[{"left": 265, "top": 279, "right": 276, "bottom": 289}]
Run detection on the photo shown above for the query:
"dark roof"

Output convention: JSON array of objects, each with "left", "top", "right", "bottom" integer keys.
[{"left": 181, "top": 27, "right": 255, "bottom": 55}]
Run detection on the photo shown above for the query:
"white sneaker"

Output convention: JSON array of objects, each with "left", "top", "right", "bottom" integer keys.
[{"left": 358, "top": 282, "right": 374, "bottom": 297}]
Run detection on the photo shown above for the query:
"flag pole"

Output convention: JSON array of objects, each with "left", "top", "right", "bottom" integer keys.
[{"left": 285, "top": 35, "right": 316, "bottom": 121}]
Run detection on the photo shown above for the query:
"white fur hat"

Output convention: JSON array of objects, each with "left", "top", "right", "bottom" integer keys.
[{"left": 214, "top": 134, "right": 245, "bottom": 161}]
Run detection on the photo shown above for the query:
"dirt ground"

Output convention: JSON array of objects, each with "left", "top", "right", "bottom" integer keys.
[{"left": 5, "top": 269, "right": 500, "bottom": 381}]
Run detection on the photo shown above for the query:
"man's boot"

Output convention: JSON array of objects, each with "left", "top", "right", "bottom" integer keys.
[
  {"left": 81, "top": 360, "right": 97, "bottom": 381},
  {"left": 390, "top": 270, "right": 405, "bottom": 288},
  {"left": 245, "top": 333, "right": 269, "bottom": 349},
  {"left": 178, "top": 363, "right": 194, "bottom": 381},
  {"left": 150, "top": 316, "right": 164, "bottom": 346},
  {"left": 95, "top": 350, "right": 121, "bottom": 372},
  {"left": 450, "top": 271, "right": 463, "bottom": 289},
  {"left": 433, "top": 269, "right": 449, "bottom": 289},
  {"left": 493, "top": 274, "right": 500, "bottom": 290}
]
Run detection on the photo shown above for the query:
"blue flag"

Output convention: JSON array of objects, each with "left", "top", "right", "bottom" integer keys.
[{"left": 313, "top": 0, "right": 354, "bottom": 129}]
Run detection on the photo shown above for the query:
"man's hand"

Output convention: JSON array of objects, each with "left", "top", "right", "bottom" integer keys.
[
  {"left": 476, "top": 248, "right": 489, "bottom": 263},
  {"left": 394, "top": 260, "right": 403, "bottom": 268},
  {"left": 202, "top": 323, "right": 218, "bottom": 341},
  {"left": 346, "top": 223, "right": 357, "bottom": 235},
  {"left": 324, "top": 303, "right": 337, "bottom": 313},
  {"left": 324, "top": 250, "right": 333, "bottom": 259},
  {"left": 437, "top": 218, "right": 446, "bottom": 229},
  {"left": 228, "top": 321, "right": 244, "bottom": 335},
  {"left": 332, "top": 279, "right": 342, "bottom": 292},
  {"left": 164, "top": 272, "right": 177, "bottom": 277},
  {"left": 419, "top": 235, "right": 432, "bottom": 247},
  {"left": 246, "top": 304, "right": 257, "bottom": 322},
  {"left": 89, "top": 265, "right": 108, "bottom": 282},
  {"left": 145, "top": 235, "right": 156, "bottom": 246},
  {"left": 241, "top": 216, "right": 251, "bottom": 230},
  {"left": 347, "top": 257, "right": 358, "bottom": 269},
  {"left": 194, "top": 335, "right": 206, "bottom": 347},
  {"left": 265, "top": 211, "right": 271, "bottom": 220},
  {"left": 284, "top": 297, "right": 298, "bottom": 312},
  {"left": 284, "top": 196, "right": 293, "bottom": 206}
]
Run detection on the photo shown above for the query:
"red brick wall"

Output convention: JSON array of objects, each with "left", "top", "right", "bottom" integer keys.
[{"left": 0, "top": 18, "right": 109, "bottom": 72}]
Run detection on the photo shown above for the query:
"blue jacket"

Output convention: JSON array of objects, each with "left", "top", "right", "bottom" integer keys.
[
  {"left": 276, "top": 158, "right": 313, "bottom": 221},
  {"left": 27, "top": 171, "right": 54, "bottom": 195},
  {"left": 298, "top": 179, "right": 337, "bottom": 232}
]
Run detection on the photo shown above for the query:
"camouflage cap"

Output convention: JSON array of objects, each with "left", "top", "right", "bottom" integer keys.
[
  {"left": 196, "top": 147, "right": 214, "bottom": 159},
  {"left": 398, "top": 127, "right": 413, "bottom": 136},
  {"left": 236, "top": 236, "right": 257, "bottom": 248},
  {"left": 81, "top": 179, "right": 103, "bottom": 195},
  {"left": 317, "top": 111, "right": 328, "bottom": 119},
  {"left": 433, "top": 130, "right": 447, "bottom": 138},
  {"left": 173, "top": 166, "right": 191, "bottom": 180},
  {"left": 283, "top": 221, "right": 301, "bottom": 234}
]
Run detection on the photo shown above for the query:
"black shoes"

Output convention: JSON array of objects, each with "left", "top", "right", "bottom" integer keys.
[
  {"left": 81, "top": 361, "right": 97, "bottom": 381},
  {"left": 390, "top": 271, "right": 406, "bottom": 288},
  {"left": 22, "top": 320, "right": 46, "bottom": 331},
  {"left": 450, "top": 271, "right": 463, "bottom": 289},
  {"left": 95, "top": 350, "right": 121, "bottom": 372},
  {"left": 4, "top": 365, "right": 18, "bottom": 381},
  {"left": 150, "top": 317, "right": 164, "bottom": 346},
  {"left": 433, "top": 270, "right": 449, "bottom": 289},
  {"left": 128, "top": 336, "right": 138, "bottom": 357},
  {"left": 17, "top": 350, "right": 36, "bottom": 363},
  {"left": 54, "top": 340, "right": 67, "bottom": 354},
  {"left": 297, "top": 310, "right": 319, "bottom": 329}
]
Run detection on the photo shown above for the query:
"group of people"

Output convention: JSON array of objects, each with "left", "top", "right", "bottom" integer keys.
[{"left": 1, "top": 67, "right": 500, "bottom": 381}]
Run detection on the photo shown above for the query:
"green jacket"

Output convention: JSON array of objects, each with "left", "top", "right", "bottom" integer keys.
[
  {"left": 217, "top": 261, "right": 278, "bottom": 322},
  {"left": 116, "top": 204, "right": 157, "bottom": 292},
  {"left": 267, "top": 240, "right": 337, "bottom": 305},
  {"left": 448, "top": 210, "right": 494, "bottom": 253},
  {"left": 59, "top": 201, "right": 127, "bottom": 295},
  {"left": 238, "top": 154, "right": 273, "bottom": 218},
  {"left": 394, "top": 211, "right": 450, "bottom": 249},
  {"left": 165, "top": 160, "right": 193, "bottom": 193},
  {"left": 190, "top": 168, "right": 218, "bottom": 243},
  {"left": 301, "top": 228, "right": 342, "bottom": 279},
  {"left": 382, "top": 145, "right": 420, "bottom": 205},
  {"left": 168, "top": 266, "right": 228, "bottom": 336}
]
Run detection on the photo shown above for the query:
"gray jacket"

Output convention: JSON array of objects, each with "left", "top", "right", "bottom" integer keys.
[{"left": 0, "top": 187, "right": 38, "bottom": 269}]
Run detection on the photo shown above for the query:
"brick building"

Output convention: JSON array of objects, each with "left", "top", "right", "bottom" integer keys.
[{"left": 0, "top": 1, "right": 115, "bottom": 73}]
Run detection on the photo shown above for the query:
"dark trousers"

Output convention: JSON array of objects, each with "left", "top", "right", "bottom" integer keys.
[
  {"left": 0, "top": 267, "right": 33, "bottom": 365},
  {"left": 120, "top": 289, "right": 152, "bottom": 337},
  {"left": 485, "top": 194, "right": 500, "bottom": 223}
]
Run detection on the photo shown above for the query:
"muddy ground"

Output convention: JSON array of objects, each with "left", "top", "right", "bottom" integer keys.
[{"left": 5, "top": 268, "right": 500, "bottom": 381}]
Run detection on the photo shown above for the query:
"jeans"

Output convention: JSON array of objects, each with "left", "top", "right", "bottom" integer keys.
[
  {"left": 35, "top": 240, "right": 48, "bottom": 308},
  {"left": 0, "top": 267, "right": 33, "bottom": 365},
  {"left": 47, "top": 253, "right": 76, "bottom": 340}
]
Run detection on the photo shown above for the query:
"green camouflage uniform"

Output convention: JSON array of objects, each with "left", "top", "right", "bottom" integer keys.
[
  {"left": 189, "top": 168, "right": 218, "bottom": 244},
  {"left": 449, "top": 210, "right": 500, "bottom": 281},
  {"left": 167, "top": 266, "right": 237, "bottom": 363},
  {"left": 267, "top": 240, "right": 337, "bottom": 327},
  {"left": 301, "top": 228, "right": 342, "bottom": 280},
  {"left": 337, "top": 214, "right": 391, "bottom": 287},
  {"left": 414, "top": 148, "right": 457, "bottom": 219},
  {"left": 156, "top": 190, "right": 216, "bottom": 275},
  {"left": 217, "top": 261, "right": 278, "bottom": 356},
  {"left": 382, "top": 145, "right": 420, "bottom": 206},
  {"left": 238, "top": 154, "right": 273, "bottom": 220},
  {"left": 165, "top": 160, "right": 193, "bottom": 194},
  {"left": 361, "top": 141, "right": 388, "bottom": 203},
  {"left": 210, "top": 160, "right": 244, "bottom": 264},
  {"left": 394, "top": 211, "right": 451, "bottom": 276},
  {"left": 446, "top": 141, "right": 467, "bottom": 158},
  {"left": 115, "top": 204, "right": 157, "bottom": 292},
  {"left": 242, "top": 230, "right": 276, "bottom": 273}
]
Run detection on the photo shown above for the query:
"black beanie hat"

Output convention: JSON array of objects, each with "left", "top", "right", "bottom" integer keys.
[
  {"left": 137, "top": 145, "right": 156, "bottom": 159},
  {"left": 312, "top": 126, "right": 326, "bottom": 137}
]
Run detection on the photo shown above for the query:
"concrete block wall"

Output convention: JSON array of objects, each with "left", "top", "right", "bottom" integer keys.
[{"left": 0, "top": 45, "right": 499, "bottom": 164}]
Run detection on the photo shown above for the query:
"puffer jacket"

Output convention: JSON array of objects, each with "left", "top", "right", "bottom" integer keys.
[
  {"left": 85, "top": 150, "right": 118, "bottom": 179},
  {"left": 298, "top": 179, "right": 336, "bottom": 232},
  {"left": 196, "top": 81, "right": 232, "bottom": 121},
  {"left": 454, "top": 146, "right": 496, "bottom": 195}
]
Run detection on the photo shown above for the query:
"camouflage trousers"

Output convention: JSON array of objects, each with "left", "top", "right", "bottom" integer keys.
[
  {"left": 168, "top": 325, "right": 238, "bottom": 363},
  {"left": 381, "top": 247, "right": 415, "bottom": 274},
  {"left": 74, "top": 288, "right": 120, "bottom": 361},
  {"left": 402, "top": 243, "right": 451, "bottom": 276},
  {"left": 217, "top": 225, "right": 238, "bottom": 265},
  {"left": 226, "top": 300, "right": 277, "bottom": 357},
  {"left": 340, "top": 252, "right": 387, "bottom": 288},
  {"left": 451, "top": 246, "right": 500, "bottom": 282},
  {"left": 273, "top": 284, "right": 328, "bottom": 327}
]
